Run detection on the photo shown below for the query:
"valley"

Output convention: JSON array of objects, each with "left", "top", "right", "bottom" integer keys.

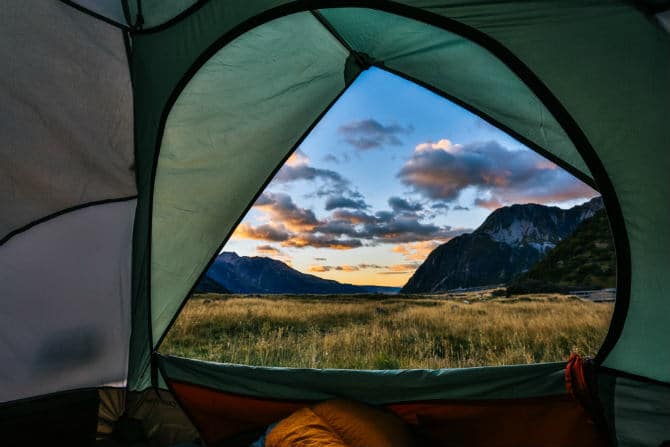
[
  {"left": 196, "top": 197, "right": 614, "bottom": 297},
  {"left": 164, "top": 197, "right": 617, "bottom": 369}
]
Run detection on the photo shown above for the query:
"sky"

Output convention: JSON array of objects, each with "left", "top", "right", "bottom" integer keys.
[{"left": 224, "top": 68, "right": 597, "bottom": 287}]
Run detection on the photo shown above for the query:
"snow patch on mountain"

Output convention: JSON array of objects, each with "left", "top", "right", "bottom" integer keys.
[
  {"left": 485, "top": 220, "right": 550, "bottom": 246},
  {"left": 529, "top": 242, "right": 556, "bottom": 253}
]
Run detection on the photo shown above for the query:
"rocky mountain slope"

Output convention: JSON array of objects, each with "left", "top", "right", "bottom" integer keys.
[
  {"left": 401, "top": 197, "right": 603, "bottom": 293},
  {"left": 506, "top": 208, "right": 615, "bottom": 294}
]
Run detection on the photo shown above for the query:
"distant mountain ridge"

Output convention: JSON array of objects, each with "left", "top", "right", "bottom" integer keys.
[
  {"left": 401, "top": 197, "right": 603, "bottom": 293},
  {"left": 196, "top": 252, "right": 400, "bottom": 295}
]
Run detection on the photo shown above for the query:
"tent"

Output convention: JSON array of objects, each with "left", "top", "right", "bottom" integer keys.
[{"left": 2, "top": 1, "right": 669, "bottom": 445}]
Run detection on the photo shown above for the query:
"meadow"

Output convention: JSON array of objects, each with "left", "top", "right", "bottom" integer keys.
[{"left": 160, "top": 292, "right": 613, "bottom": 369}]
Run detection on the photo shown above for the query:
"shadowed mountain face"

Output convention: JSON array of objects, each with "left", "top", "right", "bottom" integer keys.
[
  {"left": 196, "top": 252, "right": 399, "bottom": 295},
  {"left": 193, "top": 275, "right": 230, "bottom": 294},
  {"left": 401, "top": 197, "right": 603, "bottom": 293},
  {"left": 507, "top": 208, "right": 615, "bottom": 293}
]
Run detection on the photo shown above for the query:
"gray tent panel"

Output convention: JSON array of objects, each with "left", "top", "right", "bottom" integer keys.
[
  {"left": 0, "top": 0, "right": 135, "bottom": 242},
  {"left": 0, "top": 199, "right": 135, "bottom": 403}
]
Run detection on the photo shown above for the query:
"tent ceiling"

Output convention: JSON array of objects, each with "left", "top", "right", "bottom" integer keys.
[{"left": 61, "top": 1, "right": 670, "bottom": 32}]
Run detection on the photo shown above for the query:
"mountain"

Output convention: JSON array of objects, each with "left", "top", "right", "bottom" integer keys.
[
  {"left": 506, "top": 209, "right": 615, "bottom": 294},
  {"left": 193, "top": 275, "right": 230, "bottom": 294},
  {"left": 478, "top": 196, "right": 603, "bottom": 252},
  {"left": 401, "top": 197, "right": 604, "bottom": 293},
  {"left": 196, "top": 252, "right": 400, "bottom": 295}
]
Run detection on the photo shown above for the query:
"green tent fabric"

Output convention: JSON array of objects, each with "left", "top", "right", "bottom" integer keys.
[
  {"left": 2, "top": 1, "right": 670, "bottom": 445},
  {"left": 159, "top": 354, "right": 568, "bottom": 403},
  {"left": 152, "top": 11, "right": 349, "bottom": 350}
]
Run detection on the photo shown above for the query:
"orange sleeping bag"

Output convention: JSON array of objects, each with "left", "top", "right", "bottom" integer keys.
[{"left": 265, "top": 399, "right": 414, "bottom": 447}]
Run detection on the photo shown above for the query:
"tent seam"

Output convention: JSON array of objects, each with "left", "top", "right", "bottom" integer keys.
[
  {"left": 57, "top": 0, "right": 130, "bottom": 30},
  {"left": 0, "top": 195, "right": 137, "bottom": 247},
  {"left": 0, "top": 386, "right": 123, "bottom": 408},
  {"left": 599, "top": 366, "right": 670, "bottom": 388}
]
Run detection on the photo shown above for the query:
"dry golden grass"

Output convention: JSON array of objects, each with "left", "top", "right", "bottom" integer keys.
[{"left": 160, "top": 292, "right": 613, "bottom": 369}]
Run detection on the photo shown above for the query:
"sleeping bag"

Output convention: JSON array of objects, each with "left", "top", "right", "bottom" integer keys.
[{"left": 264, "top": 399, "right": 414, "bottom": 447}]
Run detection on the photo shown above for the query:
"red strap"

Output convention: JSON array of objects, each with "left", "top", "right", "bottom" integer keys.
[{"left": 565, "top": 353, "right": 589, "bottom": 401}]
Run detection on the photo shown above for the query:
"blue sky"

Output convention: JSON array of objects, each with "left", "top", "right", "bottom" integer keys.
[{"left": 224, "top": 68, "right": 597, "bottom": 286}]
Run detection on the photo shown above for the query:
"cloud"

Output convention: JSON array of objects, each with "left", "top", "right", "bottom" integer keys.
[
  {"left": 283, "top": 234, "right": 362, "bottom": 250},
  {"left": 309, "top": 264, "right": 360, "bottom": 273},
  {"left": 325, "top": 195, "right": 369, "bottom": 211},
  {"left": 277, "top": 152, "right": 367, "bottom": 207},
  {"left": 243, "top": 210, "right": 466, "bottom": 250},
  {"left": 393, "top": 241, "right": 443, "bottom": 262},
  {"left": 398, "top": 139, "right": 596, "bottom": 208},
  {"left": 363, "top": 216, "right": 440, "bottom": 242},
  {"left": 414, "top": 139, "right": 462, "bottom": 154},
  {"left": 374, "top": 210, "right": 394, "bottom": 222},
  {"left": 377, "top": 263, "right": 421, "bottom": 275},
  {"left": 388, "top": 196, "right": 422, "bottom": 213},
  {"left": 331, "top": 210, "right": 377, "bottom": 225},
  {"left": 473, "top": 197, "right": 503, "bottom": 210},
  {"left": 309, "top": 262, "right": 420, "bottom": 276},
  {"left": 236, "top": 152, "right": 479, "bottom": 251},
  {"left": 322, "top": 154, "right": 339, "bottom": 164},
  {"left": 235, "top": 192, "right": 366, "bottom": 251},
  {"left": 359, "top": 215, "right": 465, "bottom": 244},
  {"left": 315, "top": 220, "right": 365, "bottom": 238},
  {"left": 339, "top": 119, "right": 413, "bottom": 150},
  {"left": 273, "top": 149, "right": 349, "bottom": 190},
  {"left": 285, "top": 150, "right": 310, "bottom": 167},
  {"left": 256, "top": 245, "right": 283, "bottom": 256},
  {"left": 318, "top": 205, "right": 468, "bottom": 245},
  {"left": 453, "top": 205, "right": 470, "bottom": 211},
  {"left": 254, "top": 192, "right": 320, "bottom": 232},
  {"left": 275, "top": 163, "right": 346, "bottom": 186},
  {"left": 232, "top": 223, "right": 290, "bottom": 242},
  {"left": 357, "top": 263, "right": 385, "bottom": 269}
]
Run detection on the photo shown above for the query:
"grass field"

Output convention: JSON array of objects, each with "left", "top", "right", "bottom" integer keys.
[{"left": 160, "top": 292, "right": 613, "bottom": 369}]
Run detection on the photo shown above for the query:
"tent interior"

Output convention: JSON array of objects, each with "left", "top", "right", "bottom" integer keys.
[{"left": 2, "top": 1, "right": 669, "bottom": 446}]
